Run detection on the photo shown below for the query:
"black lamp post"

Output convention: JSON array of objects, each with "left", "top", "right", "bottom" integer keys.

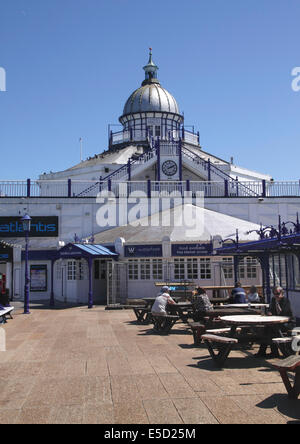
[{"left": 21, "top": 214, "right": 31, "bottom": 314}]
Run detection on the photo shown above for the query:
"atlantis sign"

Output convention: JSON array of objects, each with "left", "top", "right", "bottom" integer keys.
[{"left": 0, "top": 217, "right": 59, "bottom": 238}]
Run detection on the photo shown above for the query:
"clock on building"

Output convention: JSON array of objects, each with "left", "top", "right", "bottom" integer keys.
[{"left": 161, "top": 160, "right": 178, "bottom": 177}]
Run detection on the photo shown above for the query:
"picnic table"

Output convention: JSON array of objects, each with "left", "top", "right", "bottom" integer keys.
[
  {"left": 201, "top": 315, "right": 290, "bottom": 368},
  {"left": 220, "top": 314, "right": 290, "bottom": 329},
  {"left": 167, "top": 302, "right": 193, "bottom": 323},
  {"left": 202, "top": 285, "right": 263, "bottom": 299},
  {"left": 142, "top": 296, "right": 182, "bottom": 309},
  {"left": 0, "top": 306, "right": 14, "bottom": 324},
  {"left": 222, "top": 304, "right": 268, "bottom": 309},
  {"left": 220, "top": 315, "right": 290, "bottom": 345}
]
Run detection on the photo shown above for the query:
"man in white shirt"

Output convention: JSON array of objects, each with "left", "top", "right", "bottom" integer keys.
[{"left": 151, "top": 286, "right": 176, "bottom": 316}]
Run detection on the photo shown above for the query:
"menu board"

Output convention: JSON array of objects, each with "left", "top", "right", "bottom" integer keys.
[{"left": 30, "top": 265, "right": 47, "bottom": 292}]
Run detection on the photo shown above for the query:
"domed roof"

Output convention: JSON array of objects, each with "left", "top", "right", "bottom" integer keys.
[
  {"left": 123, "top": 83, "right": 180, "bottom": 115},
  {"left": 121, "top": 49, "right": 181, "bottom": 117}
]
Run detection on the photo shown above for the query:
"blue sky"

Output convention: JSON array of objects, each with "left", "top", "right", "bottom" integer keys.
[{"left": 0, "top": 0, "right": 299, "bottom": 180}]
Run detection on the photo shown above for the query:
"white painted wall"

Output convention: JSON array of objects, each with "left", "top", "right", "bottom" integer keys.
[{"left": 1, "top": 196, "right": 299, "bottom": 245}]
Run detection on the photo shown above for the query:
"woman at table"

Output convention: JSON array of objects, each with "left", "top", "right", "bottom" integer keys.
[
  {"left": 192, "top": 287, "right": 214, "bottom": 321},
  {"left": 151, "top": 286, "right": 176, "bottom": 316},
  {"left": 246, "top": 286, "right": 260, "bottom": 303},
  {"left": 256, "top": 286, "right": 296, "bottom": 358}
]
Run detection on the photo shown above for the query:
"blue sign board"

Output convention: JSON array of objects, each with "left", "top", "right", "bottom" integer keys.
[
  {"left": 0, "top": 217, "right": 59, "bottom": 238},
  {"left": 0, "top": 247, "right": 13, "bottom": 261},
  {"left": 125, "top": 245, "right": 162, "bottom": 257},
  {"left": 172, "top": 243, "right": 213, "bottom": 257}
]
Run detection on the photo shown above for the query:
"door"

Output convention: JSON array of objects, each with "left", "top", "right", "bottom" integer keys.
[
  {"left": 93, "top": 259, "right": 108, "bottom": 305},
  {"left": 107, "top": 261, "right": 128, "bottom": 306}
]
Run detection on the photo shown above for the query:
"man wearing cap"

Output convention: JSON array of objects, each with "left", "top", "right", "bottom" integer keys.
[{"left": 151, "top": 286, "right": 176, "bottom": 316}]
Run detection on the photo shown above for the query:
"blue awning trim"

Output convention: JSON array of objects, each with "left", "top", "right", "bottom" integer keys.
[
  {"left": 216, "top": 233, "right": 300, "bottom": 255},
  {"left": 73, "top": 244, "right": 118, "bottom": 256},
  {"left": 59, "top": 243, "right": 118, "bottom": 259}
]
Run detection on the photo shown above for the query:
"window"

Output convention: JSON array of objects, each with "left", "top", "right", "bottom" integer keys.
[
  {"left": 56, "top": 262, "right": 62, "bottom": 280},
  {"left": 174, "top": 259, "right": 185, "bottom": 280},
  {"left": 128, "top": 260, "right": 139, "bottom": 280},
  {"left": 155, "top": 126, "right": 161, "bottom": 137},
  {"left": 140, "top": 259, "right": 151, "bottom": 280},
  {"left": 289, "top": 254, "right": 300, "bottom": 290},
  {"left": 77, "top": 261, "right": 84, "bottom": 280},
  {"left": 67, "top": 261, "right": 76, "bottom": 281},
  {"left": 272, "top": 254, "right": 287, "bottom": 287},
  {"left": 187, "top": 259, "right": 198, "bottom": 279},
  {"left": 222, "top": 258, "right": 233, "bottom": 280},
  {"left": 238, "top": 257, "right": 257, "bottom": 279},
  {"left": 246, "top": 257, "right": 258, "bottom": 279},
  {"left": 152, "top": 259, "right": 163, "bottom": 280},
  {"left": 147, "top": 126, "right": 153, "bottom": 137},
  {"left": 199, "top": 258, "right": 211, "bottom": 279}
]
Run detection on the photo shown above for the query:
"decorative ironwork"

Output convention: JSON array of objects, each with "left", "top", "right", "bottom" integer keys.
[{"left": 246, "top": 214, "right": 300, "bottom": 241}]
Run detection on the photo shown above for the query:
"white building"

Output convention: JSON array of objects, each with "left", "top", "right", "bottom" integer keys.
[{"left": 0, "top": 51, "right": 299, "bottom": 316}]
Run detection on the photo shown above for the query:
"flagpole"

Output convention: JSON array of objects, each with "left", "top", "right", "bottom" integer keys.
[{"left": 80, "top": 138, "right": 83, "bottom": 162}]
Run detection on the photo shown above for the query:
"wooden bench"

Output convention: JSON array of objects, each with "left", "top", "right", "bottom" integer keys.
[
  {"left": 272, "top": 337, "right": 294, "bottom": 358},
  {"left": 201, "top": 334, "right": 238, "bottom": 368},
  {"left": 151, "top": 314, "right": 180, "bottom": 334},
  {"left": 0, "top": 307, "right": 14, "bottom": 324},
  {"left": 131, "top": 307, "right": 152, "bottom": 324},
  {"left": 272, "top": 355, "right": 300, "bottom": 399},
  {"left": 188, "top": 322, "right": 206, "bottom": 345},
  {"left": 206, "top": 327, "right": 241, "bottom": 335}
]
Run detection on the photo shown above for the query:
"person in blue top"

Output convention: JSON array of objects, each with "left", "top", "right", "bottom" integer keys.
[{"left": 231, "top": 282, "right": 247, "bottom": 304}]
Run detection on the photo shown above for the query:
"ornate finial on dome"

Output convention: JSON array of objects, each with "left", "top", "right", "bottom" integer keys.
[{"left": 142, "top": 48, "right": 159, "bottom": 86}]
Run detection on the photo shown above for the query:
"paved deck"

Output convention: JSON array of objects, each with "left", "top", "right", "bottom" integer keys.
[{"left": 0, "top": 303, "right": 299, "bottom": 424}]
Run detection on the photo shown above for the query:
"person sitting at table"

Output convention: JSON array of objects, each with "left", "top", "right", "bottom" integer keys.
[
  {"left": 151, "top": 286, "right": 176, "bottom": 316},
  {"left": 256, "top": 286, "right": 296, "bottom": 358},
  {"left": 246, "top": 286, "right": 260, "bottom": 303},
  {"left": 192, "top": 287, "right": 214, "bottom": 321},
  {"left": 231, "top": 282, "right": 247, "bottom": 304}
]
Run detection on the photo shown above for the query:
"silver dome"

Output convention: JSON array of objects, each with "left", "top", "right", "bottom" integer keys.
[{"left": 123, "top": 83, "right": 180, "bottom": 115}]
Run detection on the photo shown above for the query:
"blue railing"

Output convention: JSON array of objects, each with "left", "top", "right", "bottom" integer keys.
[
  {"left": 109, "top": 127, "right": 199, "bottom": 147},
  {"left": 1, "top": 179, "right": 300, "bottom": 198}
]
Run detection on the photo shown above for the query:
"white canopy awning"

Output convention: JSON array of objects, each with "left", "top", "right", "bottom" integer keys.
[{"left": 93, "top": 204, "right": 262, "bottom": 244}]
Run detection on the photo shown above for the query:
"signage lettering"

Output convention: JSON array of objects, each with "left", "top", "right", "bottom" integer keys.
[
  {"left": 172, "top": 243, "right": 213, "bottom": 256},
  {"left": 0, "top": 217, "right": 59, "bottom": 238},
  {"left": 125, "top": 245, "right": 162, "bottom": 257}
]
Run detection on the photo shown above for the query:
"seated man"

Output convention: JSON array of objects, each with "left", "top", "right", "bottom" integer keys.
[
  {"left": 151, "top": 286, "right": 176, "bottom": 316},
  {"left": 231, "top": 282, "right": 246, "bottom": 304},
  {"left": 256, "top": 286, "right": 296, "bottom": 358}
]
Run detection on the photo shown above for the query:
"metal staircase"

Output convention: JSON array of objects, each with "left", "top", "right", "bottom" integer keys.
[
  {"left": 76, "top": 139, "right": 259, "bottom": 197},
  {"left": 181, "top": 145, "right": 259, "bottom": 197}
]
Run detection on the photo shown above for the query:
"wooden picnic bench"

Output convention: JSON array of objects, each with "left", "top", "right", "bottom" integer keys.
[
  {"left": 272, "top": 355, "right": 300, "bottom": 399},
  {"left": 168, "top": 303, "right": 193, "bottom": 323},
  {"left": 128, "top": 306, "right": 152, "bottom": 324},
  {"left": 0, "top": 307, "right": 14, "bottom": 324},
  {"left": 272, "top": 337, "right": 294, "bottom": 358},
  {"left": 188, "top": 322, "right": 206, "bottom": 345},
  {"left": 151, "top": 314, "right": 180, "bottom": 334},
  {"left": 201, "top": 333, "right": 238, "bottom": 368}
]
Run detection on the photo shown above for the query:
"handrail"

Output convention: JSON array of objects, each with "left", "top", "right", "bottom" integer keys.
[
  {"left": 182, "top": 145, "right": 259, "bottom": 197},
  {"left": 76, "top": 142, "right": 158, "bottom": 197},
  {"left": 1, "top": 179, "right": 300, "bottom": 198}
]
